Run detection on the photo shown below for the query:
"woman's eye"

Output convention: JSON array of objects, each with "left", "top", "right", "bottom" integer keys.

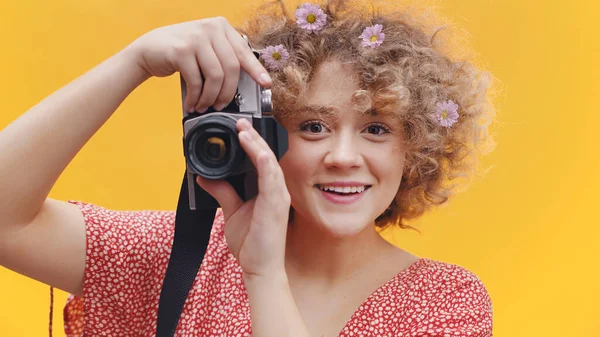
[
  {"left": 300, "top": 121, "right": 327, "bottom": 133},
  {"left": 309, "top": 124, "right": 323, "bottom": 133},
  {"left": 365, "top": 124, "right": 390, "bottom": 135}
]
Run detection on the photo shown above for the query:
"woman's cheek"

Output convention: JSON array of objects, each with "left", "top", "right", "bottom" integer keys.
[{"left": 280, "top": 140, "right": 318, "bottom": 193}]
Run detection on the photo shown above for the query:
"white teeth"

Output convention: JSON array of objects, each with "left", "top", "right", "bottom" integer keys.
[{"left": 318, "top": 185, "right": 367, "bottom": 194}]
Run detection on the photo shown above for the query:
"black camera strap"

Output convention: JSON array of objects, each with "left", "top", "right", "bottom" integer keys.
[{"left": 155, "top": 172, "right": 216, "bottom": 337}]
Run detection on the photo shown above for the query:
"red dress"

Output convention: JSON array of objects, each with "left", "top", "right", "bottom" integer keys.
[{"left": 58, "top": 201, "right": 493, "bottom": 336}]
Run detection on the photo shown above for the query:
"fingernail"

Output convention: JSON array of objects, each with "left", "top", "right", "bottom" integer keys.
[
  {"left": 214, "top": 103, "right": 226, "bottom": 111},
  {"left": 260, "top": 73, "right": 272, "bottom": 85},
  {"left": 197, "top": 107, "right": 208, "bottom": 114},
  {"left": 188, "top": 107, "right": 195, "bottom": 113}
]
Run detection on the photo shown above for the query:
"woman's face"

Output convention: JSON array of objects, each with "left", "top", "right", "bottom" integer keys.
[{"left": 279, "top": 61, "right": 406, "bottom": 236}]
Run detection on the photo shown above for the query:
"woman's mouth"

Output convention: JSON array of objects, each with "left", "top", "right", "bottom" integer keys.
[{"left": 314, "top": 184, "right": 372, "bottom": 205}]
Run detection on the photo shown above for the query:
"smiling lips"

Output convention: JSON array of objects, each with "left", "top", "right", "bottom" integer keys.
[
  {"left": 318, "top": 185, "right": 367, "bottom": 193},
  {"left": 315, "top": 183, "right": 372, "bottom": 205}
]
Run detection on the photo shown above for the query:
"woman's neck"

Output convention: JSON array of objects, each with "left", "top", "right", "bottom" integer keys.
[{"left": 284, "top": 212, "right": 394, "bottom": 289}]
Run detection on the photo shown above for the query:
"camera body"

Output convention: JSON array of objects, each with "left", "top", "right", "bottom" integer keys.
[{"left": 181, "top": 44, "right": 288, "bottom": 210}]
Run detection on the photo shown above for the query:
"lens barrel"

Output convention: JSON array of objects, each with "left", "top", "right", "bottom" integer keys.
[{"left": 185, "top": 115, "right": 245, "bottom": 179}]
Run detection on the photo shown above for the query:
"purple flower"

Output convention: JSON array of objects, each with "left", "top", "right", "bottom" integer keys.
[
  {"left": 260, "top": 44, "right": 290, "bottom": 70},
  {"left": 435, "top": 100, "right": 459, "bottom": 127},
  {"left": 295, "top": 3, "right": 327, "bottom": 33},
  {"left": 359, "top": 24, "right": 385, "bottom": 48}
]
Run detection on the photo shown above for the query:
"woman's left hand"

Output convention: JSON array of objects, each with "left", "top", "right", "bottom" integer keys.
[{"left": 196, "top": 118, "right": 290, "bottom": 278}]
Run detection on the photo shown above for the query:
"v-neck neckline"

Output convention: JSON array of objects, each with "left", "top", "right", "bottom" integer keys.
[{"left": 335, "top": 257, "right": 428, "bottom": 337}]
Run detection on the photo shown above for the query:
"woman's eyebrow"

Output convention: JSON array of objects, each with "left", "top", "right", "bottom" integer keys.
[
  {"left": 294, "top": 105, "right": 397, "bottom": 120},
  {"left": 359, "top": 108, "right": 395, "bottom": 118},
  {"left": 300, "top": 105, "right": 340, "bottom": 118}
]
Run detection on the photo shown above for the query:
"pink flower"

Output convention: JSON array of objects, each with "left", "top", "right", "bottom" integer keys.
[
  {"left": 435, "top": 100, "right": 459, "bottom": 127},
  {"left": 260, "top": 44, "right": 290, "bottom": 70},
  {"left": 359, "top": 24, "right": 385, "bottom": 48},
  {"left": 295, "top": 3, "right": 327, "bottom": 33}
]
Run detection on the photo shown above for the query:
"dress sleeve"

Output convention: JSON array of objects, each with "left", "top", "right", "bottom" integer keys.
[
  {"left": 406, "top": 273, "right": 493, "bottom": 337},
  {"left": 62, "top": 200, "right": 176, "bottom": 337}
]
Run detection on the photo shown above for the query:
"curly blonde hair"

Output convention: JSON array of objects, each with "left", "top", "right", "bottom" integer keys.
[{"left": 237, "top": 0, "right": 496, "bottom": 230}]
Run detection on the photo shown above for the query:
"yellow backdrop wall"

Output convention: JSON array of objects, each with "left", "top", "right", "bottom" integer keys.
[{"left": 1, "top": 0, "right": 598, "bottom": 336}]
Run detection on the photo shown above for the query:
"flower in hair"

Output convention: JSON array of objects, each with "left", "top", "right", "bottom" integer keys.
[
  {"left": 360, "top": 24, "right": 385, "bottom": 48},
  {"left": 260, "top": 44, "right": 289, "bottom": 70},
  {"left": 435, "top": 100, "right": 459, "bottom": 127},
  {"left": 295, "top": 3, "right": 327, "bottom": 33}
]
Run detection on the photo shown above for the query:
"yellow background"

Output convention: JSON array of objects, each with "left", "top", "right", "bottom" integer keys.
[{"left": 1, "top": 0, "right": 598, "bottom": 336}]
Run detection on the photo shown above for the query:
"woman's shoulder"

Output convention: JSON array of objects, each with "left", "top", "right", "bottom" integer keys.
[
  {"left": 384, "top": 258, "right": 493, "bottom": 335},
  {"left": 61, "top": 201, "right": 229, "bottom": 336},
  {"left": 412, "top": 258, "right": 487, "bottom": 285},
  {"left": 394, "top": 257, "right": 492, "bottom": 307},
  {"left": 65, "top": 200, "right": 229, "bottom": 273}
]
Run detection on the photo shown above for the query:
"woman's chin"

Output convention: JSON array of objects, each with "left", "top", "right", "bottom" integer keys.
[{"left": 312, "top": 211, "right": 375, "bottom": 238}]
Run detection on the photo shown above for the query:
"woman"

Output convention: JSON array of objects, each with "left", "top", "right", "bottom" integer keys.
[{"left": 0, "top": 0, "right": 495, "bottom": 336}]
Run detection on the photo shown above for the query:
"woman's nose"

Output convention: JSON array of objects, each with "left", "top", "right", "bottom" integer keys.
[{"left": 323, "top": 134, "right": 362, "bottom": 169}]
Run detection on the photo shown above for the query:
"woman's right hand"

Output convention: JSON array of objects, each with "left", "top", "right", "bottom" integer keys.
[{"left": 126, "top": 17, "right": 272, "bottom": 113}]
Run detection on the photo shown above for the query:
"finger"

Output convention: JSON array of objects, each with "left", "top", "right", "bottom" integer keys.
[
  {"left": 237, "top": 120, "right": 291, "bottom": 227},
  {"left": 210, "top": 38, "right": 240, "bottom": 111},
  {"left": 176, "top": 53, "right": 203, "bottom": 113},
  {"left": 194, "top": 46, "right": 224, "bottom": 113},
  {"left": 237, "top": 118, "right": 277, "bottom": 162},
  {"left": 238, "top": 127, "right": 287, "bottom": 200},
  {"left": 225, "top": 27, "right": 272, "bottom": 88},
  {"left": 195, "top": 175, "right": 243, "bottom": 219}
]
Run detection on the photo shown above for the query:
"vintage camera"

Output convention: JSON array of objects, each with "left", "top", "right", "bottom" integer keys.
[{"left": 181, "top": 40, "right": 288, "bottom": 210}]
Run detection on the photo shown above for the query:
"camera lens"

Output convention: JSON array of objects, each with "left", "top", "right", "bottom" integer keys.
[
  {"left": 184, "top": 115, "right": 245, "bottom": 179},
  {"left": 202, "top": 137, "right": 227, "bottom": 162},
  {"left": 195, "top": 130, "right": 231, "bottom": 167}
]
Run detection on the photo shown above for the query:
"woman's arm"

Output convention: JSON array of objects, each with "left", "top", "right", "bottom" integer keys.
[
  {"left": 0, "top": 17, "right": 271, "bottom": 296},
  {"left": 0, "top": 47, "right": 149, "bottom": 295},
  {"left": 0, "top": 47, "right": 148, "bottom": 228}
]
